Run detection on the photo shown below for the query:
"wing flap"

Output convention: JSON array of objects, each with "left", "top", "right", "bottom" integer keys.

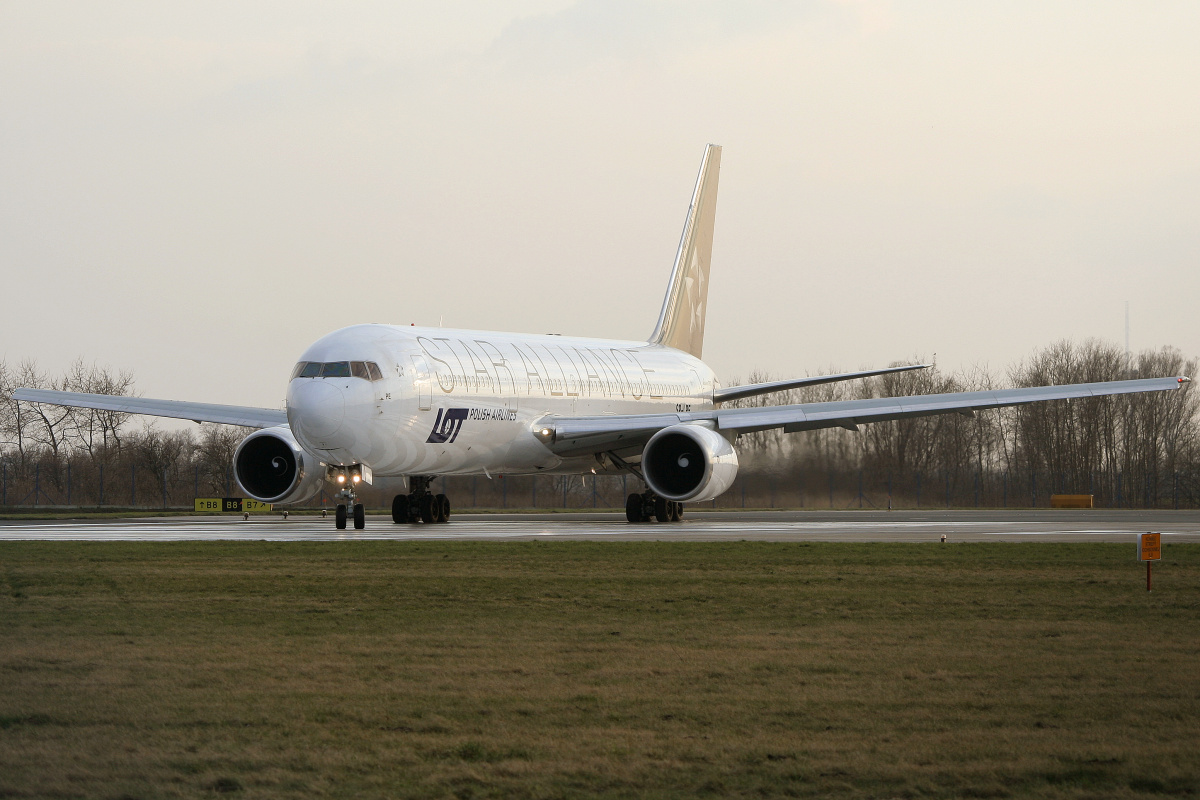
[{"left": 11, "top": 388, "right": 288, "bottom": 429}]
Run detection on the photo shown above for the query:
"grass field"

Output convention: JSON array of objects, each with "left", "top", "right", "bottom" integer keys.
[{"left": 1, "top": 541, "right": 1197, "bottom": 799}]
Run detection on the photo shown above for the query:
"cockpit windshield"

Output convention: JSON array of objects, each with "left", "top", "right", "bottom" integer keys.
[
  {"left": 321, "top": 361, "right": 352, "bottom": 378},
  {"left": 292, "top": 361, "right": 385, "bottom": 381}
]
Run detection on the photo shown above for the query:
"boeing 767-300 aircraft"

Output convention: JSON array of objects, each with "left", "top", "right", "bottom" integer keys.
[{"left": 14, "top": 145, "right": 1190, "bottom": 529}]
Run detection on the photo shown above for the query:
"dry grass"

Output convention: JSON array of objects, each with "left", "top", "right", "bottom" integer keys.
[{"left": 1, "top": 540, "right": 1198, "bottom": 799}]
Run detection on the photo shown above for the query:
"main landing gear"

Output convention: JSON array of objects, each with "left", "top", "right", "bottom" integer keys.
[
  {"left": 601, "top": 451, "right": 683, "bottom": 524},
  {"left": 392, "top": 476, "right": 450, "bottom": 524},
  {"left": 625, "top": 490, "right": 684, "bottom": 523}
]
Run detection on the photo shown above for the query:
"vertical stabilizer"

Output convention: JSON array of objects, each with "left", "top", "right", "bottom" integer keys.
[{"left": 649, "top": 144, "right": 721, "bottom": 358}]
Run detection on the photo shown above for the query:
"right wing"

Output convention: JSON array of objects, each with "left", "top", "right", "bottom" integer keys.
[
  {"left": 11, "top": 388, "right": 288, "bottom": 429},
  {"left": 541, "top": 376, "right": 1190, "bottom": 457},
  {"left": 712, "top": 376, "right": 1190, "bottom": 434}
]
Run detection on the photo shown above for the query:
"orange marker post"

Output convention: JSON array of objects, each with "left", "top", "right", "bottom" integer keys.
[{"left": 1138, "top": 532, "right": 1161, "bottom": 591}]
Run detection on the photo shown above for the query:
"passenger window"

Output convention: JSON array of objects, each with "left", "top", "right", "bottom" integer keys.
[
  {"left": 321, "top": 361, "right": 351, "bottom": 378},
  {"left": 351, "top": 361, "right": 369, "bottom": 380},
  {"left": 366, "top": 362, "right": 384, "bottom": 381},
  {"left": 299, "top": 362, "right": 322, "bottom": 378}
]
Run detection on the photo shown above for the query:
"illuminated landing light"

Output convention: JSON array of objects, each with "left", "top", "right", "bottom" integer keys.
[
  {"left": 352, "top": 474, "right": 361, "bottom": 484},
  {"left": 337, "top": 474, "right": 346, "bottom": 484}
]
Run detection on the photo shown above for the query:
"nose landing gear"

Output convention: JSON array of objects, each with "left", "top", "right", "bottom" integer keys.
[
  {"left": 392, "top": 476, "right": 450, "bottom": 524},
  {"left": 329, "top": 466, "right": 366, "bottom": 530},
  {"left": 334, "top": 498, "right": 365, "bottom": 530}
]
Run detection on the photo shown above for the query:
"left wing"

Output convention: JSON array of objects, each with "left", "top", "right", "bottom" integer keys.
[
  {"left": 540, "top": 376, "right": 1190, "bottom": 457},
  {"left": 11, "top": 388, "right": 288, "bottom": 429}
]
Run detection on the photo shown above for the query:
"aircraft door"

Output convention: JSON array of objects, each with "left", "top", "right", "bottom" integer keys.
[{"left": 410, "top": 355, "right": 432, "bottom": 411}]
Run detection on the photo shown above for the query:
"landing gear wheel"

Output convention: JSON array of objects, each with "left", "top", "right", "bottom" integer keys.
[
  {"left": 435, "top": 494, "right": 450, "bottom": 523},
  {"left": 626, "top": 493, "right": 643, "bottom": 523},
  {"left": 353, "top": 503, "right": 365, "bottom": 530},
  {"left": 420, "top": 494, "right": 436, "bottom": 523},
  {"left": 392, "top": 494, "right": 409, "bottom": 524},
  {"left": 670, "top": 501, "right": 683, "bottom": 522},
  {"left": 654, "top": 497, "right": 671, "bottom": 523},
  {"left": 335, "top": 504, "right": 347, "bottom": 530}
]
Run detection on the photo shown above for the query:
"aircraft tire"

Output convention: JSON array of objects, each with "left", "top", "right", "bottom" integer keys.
[
  {"left": 353, "top": 503, "right": 365, "bottom": 530},
  {"left": 435, "top": 494, "right": 450, "bottom": 523},
  {"left": 420, "top": 494, "right": 436, "bottom": 524},
  {"left": 391, "top": 494, "right": 409, "bottom": 524},
  {"left": 625, "top": 493, "right": 643, "bottom": 523},
  {"left": 654, "top": 497, "right": 671, "bottom": 523},
  {"left": 335, "top": 504, "right": 347, "bottom": 530}
]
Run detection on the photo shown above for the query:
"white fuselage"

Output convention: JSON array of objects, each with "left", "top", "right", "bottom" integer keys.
[{"left": 286, "top": 324, "right": 719, "bottom": 477}]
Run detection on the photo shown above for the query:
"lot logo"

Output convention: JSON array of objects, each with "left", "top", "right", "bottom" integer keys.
[{"left": 426, "top": 407, "right": 468, "bottom": 444}]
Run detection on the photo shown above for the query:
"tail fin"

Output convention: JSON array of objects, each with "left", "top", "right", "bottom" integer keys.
[{"left": 649, "top": 143, "right": 721, "bottom": 358}]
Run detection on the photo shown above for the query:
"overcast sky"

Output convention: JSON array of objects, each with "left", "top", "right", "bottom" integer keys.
[{"left": 2, "top": 1, "right": 1197, "bottom": 410}]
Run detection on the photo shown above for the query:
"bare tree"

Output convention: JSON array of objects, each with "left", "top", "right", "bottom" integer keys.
[
  {"left": 17, "top": 360, "right": 77, "bottom": 467},
  {"left": 61, "top": 359, "right": 135, "bottom": 461},
  {"left": 194, "top": 424, "right": 248, "bottom": 495}
]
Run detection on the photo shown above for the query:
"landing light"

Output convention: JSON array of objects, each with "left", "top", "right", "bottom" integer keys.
[
  {"left": 352, "top": 474, "right": 361, "bottom": 484},
  {"left": 541, "top": 428, "right": 551, "bottom": 437},
  {"left": 337, "top": 474, "right": 346, "bottom": 484}
]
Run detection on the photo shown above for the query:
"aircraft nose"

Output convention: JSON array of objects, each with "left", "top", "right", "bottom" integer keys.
[{"left": 289, "top": 380, "right": 345, "bottom": 441}]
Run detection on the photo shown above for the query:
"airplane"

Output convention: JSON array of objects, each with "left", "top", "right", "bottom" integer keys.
[{"left": 13, "top": 145, "right": 1190, "bottom": 530}]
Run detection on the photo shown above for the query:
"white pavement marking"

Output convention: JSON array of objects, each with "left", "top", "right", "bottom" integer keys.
[{"left": 1, "top": 516, "right": 1198, "bottom": 542}]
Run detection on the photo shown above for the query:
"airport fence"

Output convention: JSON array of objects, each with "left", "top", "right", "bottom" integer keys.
[{"left": 2, "top": 455, "right": 1197, "bottom": 512}]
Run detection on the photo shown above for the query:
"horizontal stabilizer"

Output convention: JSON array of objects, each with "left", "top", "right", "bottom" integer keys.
[
  {"left": 11, "top": 388, "right": 288, "bottom": 429},
  {"left": 714, "top": 364, "right": 931, "bottom": 404}
]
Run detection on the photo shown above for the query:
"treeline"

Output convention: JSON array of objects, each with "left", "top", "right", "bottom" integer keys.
[{"left": 2, "top": 340, "right": 1198, "bottom": 509}]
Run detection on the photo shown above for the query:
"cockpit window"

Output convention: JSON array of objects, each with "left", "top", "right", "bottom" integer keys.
[
  {"left": 321, "top": 361, "right": 352, "bottom": 378},
  {"left": 293, "top": 360, "right": 383, "bottom": 380}
]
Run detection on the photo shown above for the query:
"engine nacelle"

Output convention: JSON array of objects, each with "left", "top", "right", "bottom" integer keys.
[
  {"left": 642, "top": 423, "right": 738, "bottom": 503},
  {"left": 233, "top": 426, "right": 323, "bottom": 505}
]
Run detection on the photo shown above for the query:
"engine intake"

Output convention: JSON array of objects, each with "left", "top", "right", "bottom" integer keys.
[
  {"left": 233, "top": 427, "right": 322, "bottom": 504},
  {"left": 642, "top": 423, "right": 738, "bottom": 503}
]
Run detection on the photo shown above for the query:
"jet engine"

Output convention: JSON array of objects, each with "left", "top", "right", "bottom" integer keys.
[
  {"left": 642, "top": 423, "right": 738, "bottom": 503},
  {"left": 233, "top": 426, "right": 323, "bottom": 504}
]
